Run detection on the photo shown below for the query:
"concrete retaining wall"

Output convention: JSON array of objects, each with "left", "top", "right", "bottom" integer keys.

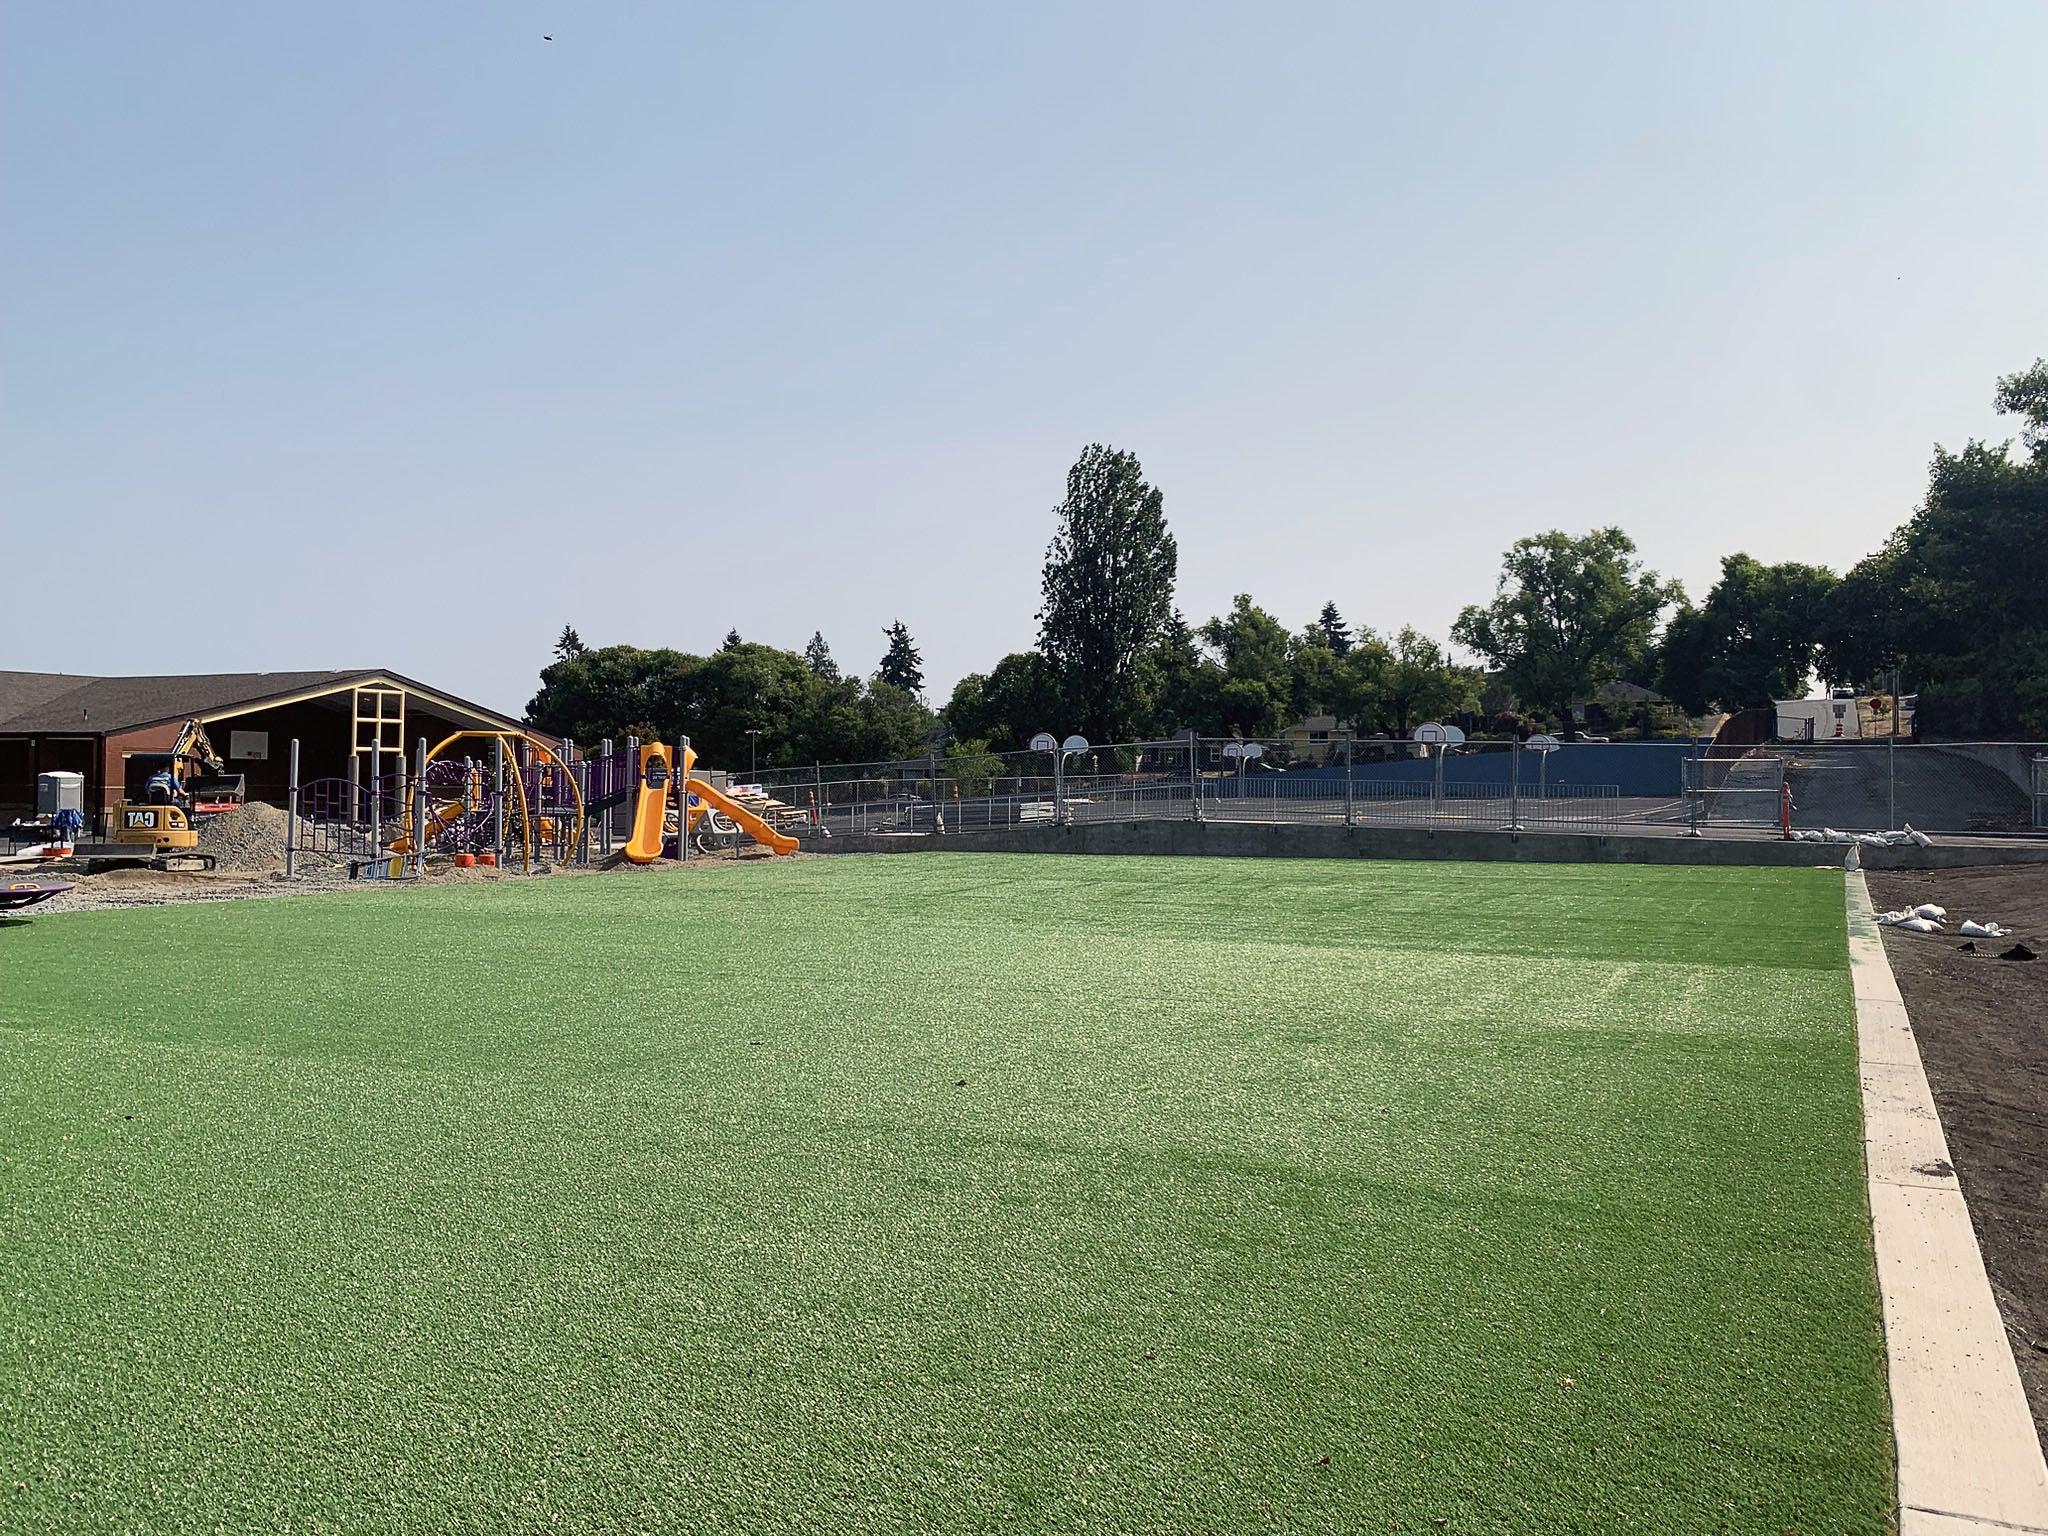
[{"left": 808, "top": 820, "right": 2048, "bottom": 870}]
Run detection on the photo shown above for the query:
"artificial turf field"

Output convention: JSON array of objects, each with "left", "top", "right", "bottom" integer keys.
[{"left": 2, "top": 854, "right": 1892, "bottom": 1533}]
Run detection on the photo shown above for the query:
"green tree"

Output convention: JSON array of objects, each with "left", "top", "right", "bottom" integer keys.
[
  {"left": 1122, "top": 612, "right": 1223, "bottom": 739},
  {"left": 1199, "top": 595, "right": 1294, "bottom": 738},
  {"left": 1038, "top": 445, "right": 1180, "bottom": 743},
  {"left": 1326, "top": 630, "right": 1395, "bottom": 730},
  {"left": 526, "top": 644, "right": 676, "bottom": 745},
  {"left": 878, "top": 621, "right": 925, "bottom": 698},
  {"left": 721, "top": 628, "right": 743, "bottom": 652},
  {"left": 553, "top": 625, "right": 586, "bottom": 661},
  {"left": 942, "top": 737, "right": 1005, "bottom": 798},
  {"left": 1815, "top": 546, "right": 1909, "bottom": 691},
  {"left": 1861, "top": 361, "right": 2048, "bottom": 735},
  {"left": 803, "top": 631, "right": 840, "bottom": 681},
  {"left": 1316, "top": 601, "right": 1353, "bottom": 656},
  {"left": 1452, "top": 528, "right": 1682, "bottom": 721},
  {"left": 854, "top": 680, "right": 937, "bottom": 762},
  {"left": 1655, "top": 554, "right": 1838, "bottom": 713},
  {"left": 527, "top": 637, "right": 935, "bottom": 770},
  {"left": 943, "top": 652, "right": 1064, "bottom": 749},
  {"left": 1376, "top": 627, "right": 1482, "bottom": 737}
]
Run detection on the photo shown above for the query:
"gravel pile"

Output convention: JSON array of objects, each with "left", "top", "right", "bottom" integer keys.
[{"left": 195, "top": 803, "right": 341, "bottom": 873}]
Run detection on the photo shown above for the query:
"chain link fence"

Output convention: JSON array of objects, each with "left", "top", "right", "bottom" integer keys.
[{"left": 736, "top": 736, "right": 2048, "bottom": 845}]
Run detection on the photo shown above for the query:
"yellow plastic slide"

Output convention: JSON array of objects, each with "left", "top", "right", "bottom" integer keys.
[
  {"left": 623, "top": 743, "right": 672, "bottom": 863},
  {"left": 684, "top": 776, "right": 799, "bottom": 855}
]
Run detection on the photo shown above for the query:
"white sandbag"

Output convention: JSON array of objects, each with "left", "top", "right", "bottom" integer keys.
[
  {"left": 1822, "top": 828, "right": 1848, "bottom": 843},
  {"left": 1912, "top": 903, "right": 1947, "bottom": 921},
  {"left": 1898, "top": 916, "right": 1939, "bottom": 933},
  {"left": 1856, "top": 833, "right": 1889, "bottom": 848},
  {"left": 1876, "top": 910, "right": 1910, "bottom": 926},
  {"left": 1958, "top": 920, "right": 2008, "bottom": 939},
  {"left": 1881, "top": 830, "right": 1914, "bottom": 846},
  {"left": 1844, "top": 845, "right": 1861, "bottom": 871},
  {"left": 1904, "top": 824, "right": 1933, "bottom": 847}
]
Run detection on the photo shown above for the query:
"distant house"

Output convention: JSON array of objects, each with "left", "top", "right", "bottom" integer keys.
[
  {"left": 1278, "top": 716, "right": 1352, "bottom": 766},
  {"left": 1579, "top": 681, "right": 1689, "bottom": 734}
]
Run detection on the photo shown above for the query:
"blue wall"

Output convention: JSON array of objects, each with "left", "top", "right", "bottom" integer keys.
[{"left": 1222, "top": 743, "right": 1694, "bottom": 797}]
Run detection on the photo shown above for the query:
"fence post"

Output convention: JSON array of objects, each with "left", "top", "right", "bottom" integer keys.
[
  {"left": 599, "top": 738, "right": 614, "bottom": 855},
  {"left": 1431, "top": 744, "right": 1444, "bottom": 824},
  {"left": 1888, "top": 665, "right": 1900, "bottom": 831},
  {"left": 1054, "top": 749, "right": 1066, "bottom": 827},
  {"left": 1191, "top": 738, "right": 1204, "bottom": 823},
  {"left": 1508, "top": 737, "right": 1521, "bottom": 831},
  {"left": 1344, "top": 736, "right": 1355, "bottom": 828},
  {"left": 285, "top": 738, "right": 300, "bottom": 878},
  {"left": 347, "top": 753, "right": 361, "bottom": 826},
  {"left": 411, "top": 737, "right": 428, "bottom": 876},
  {"left": 369, "top": 742, "right": 382, "bottom": 863}
]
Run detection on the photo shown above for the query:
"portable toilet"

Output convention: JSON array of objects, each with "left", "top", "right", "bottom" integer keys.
[{"left": 37, "top": 771, "right": 84, "bottom": 818}]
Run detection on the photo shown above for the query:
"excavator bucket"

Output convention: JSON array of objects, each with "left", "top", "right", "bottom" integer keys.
[{"left": 187, "top": 773, "right": 247, "bottom": 813}]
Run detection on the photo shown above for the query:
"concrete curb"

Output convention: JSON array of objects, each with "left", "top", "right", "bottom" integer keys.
[
  {"left": 808, "top": 820, "right": 2048, "bottom": 869},
  {"left": 1846, "top": 871, "right": 2048, "bottom": 1533}
]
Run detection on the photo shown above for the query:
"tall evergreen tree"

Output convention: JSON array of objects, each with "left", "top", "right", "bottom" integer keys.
[
  {"left": 554, "top": 625, "right": 587, "bottom": 661},
  {"left": 1316, "top": 601, "right": 1352, "bottom": 656},
  {"left": 722, "top": 628, "right": 743, "bottom": 652},
  {"left": 1037, "top": 444, "right": 1179, "bottom": 742},
  {"left": 878, "top": 621, "right": 925, "bottom": 697},
  {"left": 803, "top": 631, "right": 840, "bottom": 681}
]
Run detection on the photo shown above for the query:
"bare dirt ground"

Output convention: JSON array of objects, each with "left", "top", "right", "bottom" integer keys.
[
  {"left": 3, "top": 820, "right": 811, "bottom": 917},
  {"left": 1868, "top": 864, "right": 2048, "bottom": 1449}
]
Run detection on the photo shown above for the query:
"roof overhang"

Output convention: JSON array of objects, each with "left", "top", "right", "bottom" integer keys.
[{"left": 190, "top": 673, "right": 549, "bottom": 742}]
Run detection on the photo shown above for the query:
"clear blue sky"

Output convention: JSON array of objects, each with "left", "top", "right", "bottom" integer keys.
[{"left": 5, "top": 2, "right": 2044, "bottom": 717}]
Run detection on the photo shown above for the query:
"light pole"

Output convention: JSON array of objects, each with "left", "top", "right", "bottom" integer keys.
[{"left": 745, "top": 728, "right": 762, "bottom": 782}]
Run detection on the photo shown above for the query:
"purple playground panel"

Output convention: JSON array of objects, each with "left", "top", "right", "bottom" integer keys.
[{"left": 1, "top": 878, "right": 74, "bottom": 911}]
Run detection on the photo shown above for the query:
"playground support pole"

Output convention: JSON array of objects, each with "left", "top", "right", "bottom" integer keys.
[
  {"left": 564, "top": 736, "right": 584, "bottom": 865},
  {"left": 285, "top": 739, "right": 300, "bottom": 878},
  {"left": 1344, "top": 735, "right": 1355, "bottom": 828},
  {"left": 492, "top": 738, "right": 506, "bottom": 865},
  {"left": 599, "top": 738, "right": 614, "bottom": 856},
  {"left": 369, "top": 742, "right": 382, "bottom": 863},
  {"left": 411, "top": 737, "right": 428, "bottom": 877},
  {"left": 623, "top": 735, "right": 638, "bottom": 857},
  {"left": 347, "top": 754, "right": 360, "bottom": 826},
  {"left": 684, "top": 737, "right": 700, "bottom": 860}
]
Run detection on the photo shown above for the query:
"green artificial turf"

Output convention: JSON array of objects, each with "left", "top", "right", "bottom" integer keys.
[{"left": 1, "top": 855, "right": 1890, "bottom": 1533}]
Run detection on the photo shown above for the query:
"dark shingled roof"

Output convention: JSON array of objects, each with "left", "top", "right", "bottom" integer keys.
[
  {"left": 0, "top": 670, "right": 102, "bottom": 726},
  {"left": 0, "top": 670, "right": 531, "bottom": 736}
]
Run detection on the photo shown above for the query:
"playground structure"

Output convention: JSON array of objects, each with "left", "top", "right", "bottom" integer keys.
[
  {"left": 291, "top": 731, "right": 587, "bottom": 877},
  {"left": 278, "top": 730, "right": 796, "bottom": 879},
  {"left": 624, "top": 739, "right": 800, "bottom": 862}
]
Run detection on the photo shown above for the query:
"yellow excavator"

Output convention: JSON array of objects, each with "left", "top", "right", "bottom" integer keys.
[{"left": 90, "top": 720, "right": 246, "bottom": 872}]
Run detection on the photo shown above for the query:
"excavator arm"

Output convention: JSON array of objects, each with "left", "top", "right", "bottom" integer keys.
[{"left": 165, "top": 720, "right": 247, "bottom": 810}]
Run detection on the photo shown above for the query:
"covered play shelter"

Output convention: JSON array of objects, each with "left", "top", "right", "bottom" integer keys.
[{"left": 0, "top": 669, "right": 557, "bottom": 831}]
